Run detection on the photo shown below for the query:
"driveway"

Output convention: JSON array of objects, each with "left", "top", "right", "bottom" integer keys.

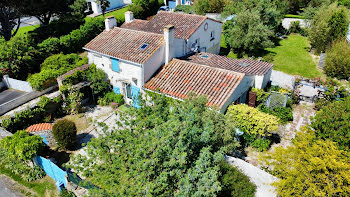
[
  {"left": 0, "top": 89, "right": 26, "bottom": 105},
  {"left": 0, "top": 176, "right": 22, "bottom": 197}
]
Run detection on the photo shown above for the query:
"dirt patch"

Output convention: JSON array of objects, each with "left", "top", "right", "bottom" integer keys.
[{"left": 56, "top": 114, "right": 91, "bottom": 133}]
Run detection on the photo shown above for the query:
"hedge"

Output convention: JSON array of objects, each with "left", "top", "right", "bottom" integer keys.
[{"left": 52, "top": 119, "right": 77, "bottom": 150}]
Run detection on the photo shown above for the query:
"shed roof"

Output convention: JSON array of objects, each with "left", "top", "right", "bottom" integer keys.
[
  {"left": 26, "top": 123, "right": 52, "bottom": 133},
  {"left": 185, "top": 52, "right": 273, "bottom": 75},
  {"left": 84, "top": 27, "right": 164, "bottom": 64},
  {"left": 145, "top": 59, "right": 244, "bottom": 108}
]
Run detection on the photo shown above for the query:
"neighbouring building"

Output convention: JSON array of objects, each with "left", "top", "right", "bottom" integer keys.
[
  {"left": 84, "top": 11, "right": 273, "bottom": 112},
  {"left": 86, "top": 0, "right": 132, "bottom": 15}
]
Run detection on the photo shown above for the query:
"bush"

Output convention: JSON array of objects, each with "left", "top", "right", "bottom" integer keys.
[
  {"left": 251, "top": 138, "right": 271, "bottom": 151},
  {"left": 53, "top": 119, "right": 77, "bottom": 150},
  {"left": 174, "top": 5, "right": 194, "bottom": 13},
  {"left": 324, "top": 39, "right": 350, "bottom": 80},
  {"left": 60, "top": 189, "right": 76, "bottom": 197},
  {"left": 218, "top": 161, "right": 256, "bottom": 197},
  {"left": 251, "top": 88, "right": 270, "bottom": 106},
  {"left": 258, "top": 105, "right": 293, "bottom": 124},
  {"left": 27, "top": 54, "right": 88, "bottom": 90},
  {"left": 98, "top": 92, "right": 125, "bottom": 106}
]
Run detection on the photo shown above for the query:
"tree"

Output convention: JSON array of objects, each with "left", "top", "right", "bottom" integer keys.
[
  {"left": 308, "top": 3, "right": 349, "bottom": 53},
  {"left": 96, "top": 0, "right": 110, "bottom": 16},
  {"left": 324, "top": 39, "right": 350, "bottom": 79},
  {"left": 194, "top": 0, "right": 210, "bottom": 15},
  {"left": 52, "top": 119, "right": 77, "bottom": 150},
  {"left": 0, "top": 130, "right": 43, "bottom": 161},
  {"left": 67, "top": 94, "right": 247, "bottom": 196},
  {"left": 86, "top": 65, "right": 111, "bottom": 99},
  {"left": 261, "top": 129, "right": 350, "bottom": 197},
  {"left": 129, "top": 0, "right": 160, "bottom": 19},
  {"left": 0, "top": 1, "right": 21, "bottom": 41},
  {"left": 223, "top": 8, "right": 274, "bottom": 57},
  {"left": 311, "top": 97, "right": 350, "bottom": 151}
]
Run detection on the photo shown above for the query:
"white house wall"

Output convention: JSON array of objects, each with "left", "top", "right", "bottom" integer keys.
[
  {"left": 254, "top": 68, "right": 272, "bottom": 89},
  {"left": 221, "top": 75, "right": 254, "bottom": 113},
  {"left": 187, "top": 19, "right": 222, "bottom": 55},
  {"left": 144, "top": 45, "right": 166, "bottom": 83},
  {"left": 87, "top": 0, "right": 130, "bottom": 14}
]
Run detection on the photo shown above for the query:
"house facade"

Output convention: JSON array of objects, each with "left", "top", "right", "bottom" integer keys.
[
  {"left": 86, "top": 0, "right": 132, "bottom": 15},
  {"left": 84, "top": 12, "right": 273, "bottom": 111}
]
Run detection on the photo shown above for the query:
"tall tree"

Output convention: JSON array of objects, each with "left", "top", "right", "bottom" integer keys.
[
  {"left": 0, "top": 1, "right": 21, "bottom": 41},
  {"left": 96, "top": 0, "right": 110, "bottom": 16},
  {"left": 129, "top": 0, "right": 160, "bottom": 19}
]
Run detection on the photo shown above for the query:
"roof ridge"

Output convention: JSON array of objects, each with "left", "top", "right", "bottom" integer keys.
[
  {"left": 173, "top": 58, "right": 245, "bottom": 77},
  {"left": 113, "top": 27, "right": 163, "bottom": 37}
]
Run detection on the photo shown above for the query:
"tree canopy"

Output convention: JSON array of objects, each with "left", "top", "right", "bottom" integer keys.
[
  {"left": 129, "top": 0, "right": 160, "bottom": 19},
  {"left": 67, "top": 94, "right": 255, "bottom": 196},
  {"left": 324, "top": 39, "right": 350, "bottom": 79},
  {"left": 0, "top": 1, "right": 21, "bottom": 41}
]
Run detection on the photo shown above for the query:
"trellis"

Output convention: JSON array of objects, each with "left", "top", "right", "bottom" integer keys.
[{"left": 265, "top": 92, "right": 289, "bottom": 108}]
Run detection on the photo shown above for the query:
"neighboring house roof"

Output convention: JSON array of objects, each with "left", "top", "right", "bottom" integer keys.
[
  {"left": 135, "top": 11, "right": 220, "bottom": 40},
  {"left": 84, "top": 27, "right": 164, "bottom": 64},
  {"left": 185, "top": 52, "right": 273, "bottom": 75},
  {"left": 26, "top": 123, "right": 52, "bottom": 133},
  {"left": 120, "top": 19, "right": 149, "bottom": 31},
  {"left": 145, "top": 59, "right": 244, "bottom": 108}
]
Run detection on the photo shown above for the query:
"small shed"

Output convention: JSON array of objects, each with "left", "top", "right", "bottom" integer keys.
[{"left": 26, "top": 123, "right": 55, "bottom": 146}]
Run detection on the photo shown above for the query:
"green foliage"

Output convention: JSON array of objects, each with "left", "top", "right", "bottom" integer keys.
[
  {"left": 338, "top": 0, "right": 350, "bottom": 8},
  {"left": 261, "top": 129, "right": 350, "bottom": 197},
  {"left": 324, "top": 39, "right": 350, "bottom": 79},
  {"left": 174, "top": 5, "right": 194, "bottom": 13},
  {"left": 289, "top": 21, "right": 308, "bottom": 36},
  {"left": 226, "top": 104, "right": 279, "bottom": 137},
  {"left": 85, "top": 65, "right": 111, "bottom": 98},
  {"left": 59, "top": 189, "right": 76, "bottom": 197},
  {"left": 97, "top": 92, "right": 125, "bottom": 106},
  {"left": 67, "top": 94, "right": 243, "bottom": 196},
  {"left": 251, "top": 87, "right": 270, "bottom": 105},
  {"left": 96, "top": 0, "right": 110, "bottom": 16},
  {"left": 27, "top": 53, "right": 87, "bottom": 90},
  {"left": 53, "top": 119, "right": 77, "bottom": 150},
  {"left": 223, "top": 9, "right": 274, "bottom": 57},
  {"left": 0, "top": 130, "right": 43, "bottom": 160},
  {"left": 1, "top": 96, "right": 63, "bottom": 133},
  {"left": 311, "top": 97, "right": 350, "bottom": 151},
  {"left": 129, "top": 0, "right": 160, "bottom": 19},
  {"left": 63, "top": 87, "right": 84, "bottom": 115},
  {"left": 218, "top": 161, "right": 256, "bottom": 197},
  {"left": 258, "top": 105, "right": 293, "bottom": 123},
  {"left": 314, "top": 78, "right": 349, "bottom": 110},
  {"left": 308, "top": 3, "right": 349, "bottom": 53},
  {"left": 251, "top": 138, "right": 271, "bottom": 152}
]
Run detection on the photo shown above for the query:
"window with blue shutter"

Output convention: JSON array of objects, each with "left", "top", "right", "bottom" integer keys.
[
  {"left": 111, "top": 58, "right": 119, "bottom": 72},
  {"left": 131, "top": 86, "right": 141, "bottom": 109},
  {"left": 113, "top": 86, "right": 120, "bottom": 94}
]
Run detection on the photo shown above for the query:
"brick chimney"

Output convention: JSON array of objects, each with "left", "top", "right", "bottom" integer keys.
[
  {"left": 125, "top": 11, "right": 134, "bottom": 23},
  {"left": 105, "top": 16, "right": 117, "bottom": 31},
  {"left": 164, "top": 25, "right": 175, "bottom": 65}
]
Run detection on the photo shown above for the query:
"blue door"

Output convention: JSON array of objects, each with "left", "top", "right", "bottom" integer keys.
[
  {"left": 111, "top": 58, "right": 119, "bottom": 72},
  {"left": 113, "top": 86, "right": 120, "bottom": 94},
  {"left": 131, "top": 86, "right": 141, "bottom": 109}
]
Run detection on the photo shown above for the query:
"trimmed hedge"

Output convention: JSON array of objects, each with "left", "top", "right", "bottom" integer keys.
[{"left": 52, "top": 119, "right": 77, "bottom": 150}]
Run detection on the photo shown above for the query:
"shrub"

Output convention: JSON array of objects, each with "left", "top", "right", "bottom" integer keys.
[
  {"left": 324, "top": 39, "right": 350, "bottom": 79},
  {"left": 174, "top": 5, "right": 194, "bottom": 13},
  {"left": 98, "top": 92, "right": 125, "bottom": 106},
  {"left": 251, "top": 138, "right": 271, "bottom": 151},
  {"left": 218, "top": 161, "right": 256, "bottom": 197},
  {"left": 60, "top": 189, "right": 76, "bottom": 197},
  {"left": 86, "top": 65, "right": 111, "bottom": 99},
  {"left": 251, "top": 88, "right": 270, "bottom": 106},
  {"left": 226, "top": 104, "right": 279, "bottom": 137},
  {"left": 258, "top": 105, "right": 293, "bottom": 124},
  {"left": 53, "top": 119, "right": 77, "bottom": 150}
]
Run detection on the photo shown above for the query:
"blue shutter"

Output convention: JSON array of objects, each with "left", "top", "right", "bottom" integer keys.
[
  {"left": 113, "top": 86, "right": 120, "bottom": 94},
  {"left": 111, "top": 58, "right": 119, "bottom": 72},
  {"left": 40, "top": 135, "right": 48, "bottom": 145},
  {"left": 131, "top": 86, "right": 141, "bottom": 109}
]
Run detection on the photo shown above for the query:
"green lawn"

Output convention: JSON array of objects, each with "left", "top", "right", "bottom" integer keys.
[
  {"left": 284, "top": 14, "right": 306, "bottom": 19},
  {"left": 85, "top": 7, "right": 128, "bottom": 23},
  {"left": 13, "top": 25, "right": 39, "bottom": 38},
  {"left": 266, "top": 34, "right": 321, "bottom": 78}
]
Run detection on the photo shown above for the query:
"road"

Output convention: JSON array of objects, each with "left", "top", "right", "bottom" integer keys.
[
  {"left": 17, "top": 17, "right": 40, "bottom": 28},
  {"left": 0, "top": 176, "right": 21, "bottom": 197},
  {"left": 0, "top": 89, "right": 25, "bottom": 105}
]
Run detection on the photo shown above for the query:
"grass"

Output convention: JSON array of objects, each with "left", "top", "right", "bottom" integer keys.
[
  {"left": 266, "top": 34, "right": 321, "bottom": 78},
  {"left": 284, "top": 14, "right": 306, "bottom": 19},
  {"left": 61, "top": 114, "right": 91, "bottom": 133},
  {"left": 85, "top": 7, "right": 129, "bottom": 23},
  {"left": 117, "top": 104, "right": 130, "bottom": 113},
  {"left": 12, "top": 25, "right": 39, "bottom": 38},
  {"left": 0, "top": 165, "right": 58, "bottom": 197}
]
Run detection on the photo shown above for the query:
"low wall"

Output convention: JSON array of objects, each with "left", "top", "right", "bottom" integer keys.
[
  {"left": 0, "top": 86, "right": 58, "bottom": 116},
  {"left": 3, "top": 75, "right": 33, "bottom": 92}
]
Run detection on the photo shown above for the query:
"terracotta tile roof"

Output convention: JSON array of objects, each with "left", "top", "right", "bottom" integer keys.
[
  {"left": 145, "top": 59, "right": 244, "bottom": 108},
  {"left": 120, "top": 19, "right": 148, "bottom": 31},
  {"left": 26, "top": 123, "right": 52, "bottom": 133},
  {"left": 185, "top": 52, "right": 274, "bottom": 75},
  {"left": 84, "top": 27, "right": 164, "bottom": 64},
  {"left": 138, "top": 11, "right": 214, "bottom": 39}
]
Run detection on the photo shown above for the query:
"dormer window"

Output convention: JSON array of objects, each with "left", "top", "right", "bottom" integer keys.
[{"left": 140, "top": 43, "right": 149, "bottom": 50}]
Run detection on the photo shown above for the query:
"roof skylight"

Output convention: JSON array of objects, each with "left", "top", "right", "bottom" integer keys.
[{"left": 140, "top": 43, "right": 149, "bottom": 50}]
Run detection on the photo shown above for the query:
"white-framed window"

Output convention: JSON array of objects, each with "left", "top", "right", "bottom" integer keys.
[{"left": 210, "top": 31, "right": 215, "bottom": 41}]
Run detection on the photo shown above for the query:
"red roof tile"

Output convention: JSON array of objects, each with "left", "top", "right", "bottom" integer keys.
[
  {"left": 145, "top": 59, "right": 244, "bottom": 108},
  {"left": 84, "top": 27, "right": 164, "bottom": 64},
  {"left": 137, "top": 11, "right": 214, "bottom": 39},
  {"left": 26, "top": 123, "right": 52, "bottom": 132},
  {"left": 185, "top": 52, "right": 273, "bottom": 75},
  {"left": 120, "top": 19, "right": 148, "bottom": 31}
]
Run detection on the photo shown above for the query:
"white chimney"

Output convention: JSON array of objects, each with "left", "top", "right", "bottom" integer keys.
[
  {"left": 176, "top": 0, "right": 181, "bottom": 6},
  {"left": 164, "top": 25, "right": 175, "bottom": 65},
  {"left": 164, "top": 0, "right": 167, "bottom": 6},
  {"left": 125, "top": 11, "right": 134, "bottom": 23},
  {"left": 105, "top": 16, "right": 117, "bottom": 31}
]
